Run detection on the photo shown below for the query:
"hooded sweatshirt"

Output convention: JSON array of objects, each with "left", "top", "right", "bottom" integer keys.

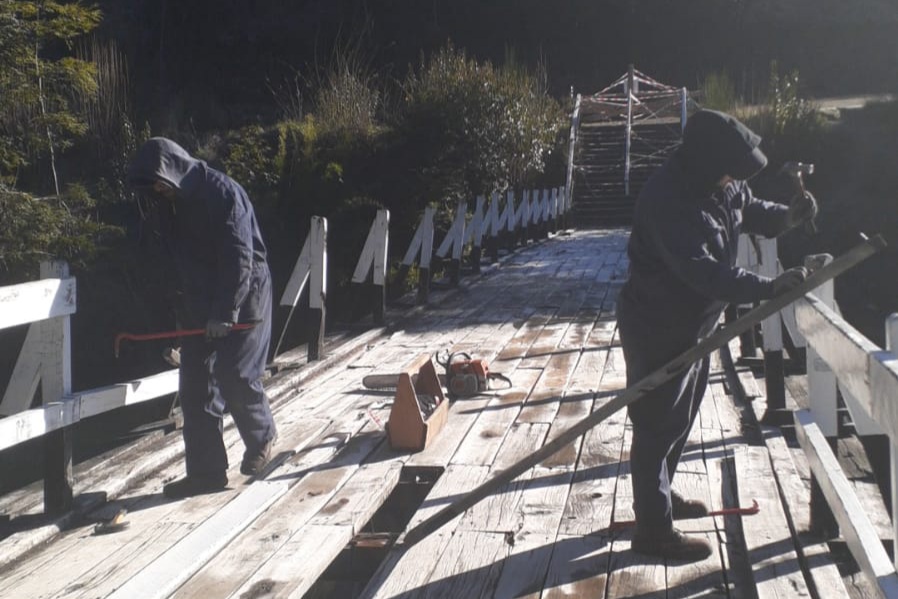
[
  {"left": 128, "top": 138, "right": 269, "bottom": 327},
  {"left": 618, "top": 111, "right": 790, "bottom": 354}
]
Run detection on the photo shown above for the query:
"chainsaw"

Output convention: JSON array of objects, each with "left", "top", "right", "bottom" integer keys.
[
  {"left": 361, "top": 350, "right": 512, "bottom": 398},
  {"left": 435, "top": 350, "right": 512, "bottom": 398}
]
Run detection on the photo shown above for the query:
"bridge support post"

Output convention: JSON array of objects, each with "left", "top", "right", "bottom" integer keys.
[
  {"left": 805, "top": 254, "right": 839, "bottom": 535},
  {"left": 40, "top": 261, "right": 73, "bottom": 514}
]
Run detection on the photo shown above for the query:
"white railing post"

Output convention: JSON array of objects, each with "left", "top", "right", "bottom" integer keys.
[
  {"left": 436, "top": 199, "right": 467, "bottom": 286},
  {"left": 550, "top": 187, "right": 559, "bottom": 234},
  {"left": 399, "top": 206, "right": 435, "bottom": 305},
  {"left": 487, "top": 191, "right": 501, "bottom": 263},
  {"left": 887, "top": 314, "right": 898, "bottom": 571},
  {"left": 519, "top": 190, "right": 531, "bottom": 243},
  {"left": 624, "top": 65, "right": 634, "bottom": 197},
  {"left": 504, "top": 190, "right": 517, "bottom": 250},
  {"left": 563, "top": 93, "right": 581, "bottom": 230},
  {"left": 805, "top": 253, "right": 839, "bottom": 535},
  {"left": 759, "top": 239, "right": 786, "bottom": 422},
  {"left": 40, "top": 260, "right": 74, "bottom": 514},
  {"left": 276, "top": 216, "right": 328, "bottom": 361},
  {"left": 351, "top": 209, "right": 390, "bottom": 325},
  {"left": 806, "top": 254, "right": 838, "bottom": 435},
  {"left": 465, "top": 195, "right": 486, "bottom": 273},
  {"left": 681, "top": 87, "right": 689, "bottom": 133}
]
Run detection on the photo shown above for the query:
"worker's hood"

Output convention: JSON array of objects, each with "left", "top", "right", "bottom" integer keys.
[
  {"left": 127, "top": 137, "right": 201, "bottom": 190},
  {"left": 674, "top": 109, "right": 767, "bottom": 194}
]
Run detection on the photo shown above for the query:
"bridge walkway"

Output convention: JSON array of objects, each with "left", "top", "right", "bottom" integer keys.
[{"left": 0, "top": 229, "right": 880, "bottom": 598}]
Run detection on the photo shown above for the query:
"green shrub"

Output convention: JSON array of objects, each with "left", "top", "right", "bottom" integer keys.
[
  {"left": 400, "top": 44, "right": 565, "bottom": 210},
  {"left": 746, "top": 62, "right": 827, "bottom": 166},
  {"left": 0, "top": 183, "right": 121, "bottom": 283},
  {"left": 700, "top": 70, "right": 737, "bottom": 111}
]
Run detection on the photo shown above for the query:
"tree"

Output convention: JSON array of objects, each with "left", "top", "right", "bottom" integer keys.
[{"left": 0, "top": 1, "right": 101, "bottom": 193}]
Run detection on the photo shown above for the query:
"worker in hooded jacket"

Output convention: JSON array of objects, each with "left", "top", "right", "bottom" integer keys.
[
  {"left": 128, "top": 137, "right": 277, "bottom": 499},
  {"left": 618, "top": 110, "right": 817, "bottom": 561}
]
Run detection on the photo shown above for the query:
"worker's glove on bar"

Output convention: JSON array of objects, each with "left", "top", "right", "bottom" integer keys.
[
  {"left": 771, "top": 266, "right": 808, "bottom": 296},
  {"left": 788, "top": 191, "right": 818, "bottom": 227},
  {"left": 205, "top": 319, "right": 234, "bottom": 339}
]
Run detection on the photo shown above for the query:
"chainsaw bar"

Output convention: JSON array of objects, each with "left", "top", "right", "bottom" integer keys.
[{"left": 362, "top": 373, "right": 446, "bottom": 390}]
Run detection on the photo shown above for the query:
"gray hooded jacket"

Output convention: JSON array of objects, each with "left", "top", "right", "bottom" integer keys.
[{"left": 129, "top": 138, "right": 269, "bottom": 327}]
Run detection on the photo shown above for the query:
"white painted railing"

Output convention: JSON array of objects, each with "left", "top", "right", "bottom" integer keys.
[
  {"left": 1, "top": 187, "right": 563, "bottom": 513},
  {"left": 0, "top": 261, "right": 179, "bottom": 513},
  {"left": 741, "top": 235, "right": 898, "bottom": 598}
]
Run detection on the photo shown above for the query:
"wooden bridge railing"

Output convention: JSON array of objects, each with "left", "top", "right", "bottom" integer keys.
[
  {"left": 741, "top": 235, "right": 898, "bottom": 598},
  {"left": 0, "top": 185, "right": 564, "bottom": 514}
]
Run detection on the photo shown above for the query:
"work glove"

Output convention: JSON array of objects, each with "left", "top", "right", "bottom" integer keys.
[
  {"left": 771, "top": 266, "right": 808, "bottom": 296},
  {"left": 205, "top": 319, "right": 233, "bottom": 339},
  {"left": 788, "top": 191, "right": 818, "bottom": 227}
]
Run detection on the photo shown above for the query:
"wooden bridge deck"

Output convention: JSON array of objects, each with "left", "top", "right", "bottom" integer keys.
[{"left": 0, "top": 229, "right": 885, "bottom": 598}]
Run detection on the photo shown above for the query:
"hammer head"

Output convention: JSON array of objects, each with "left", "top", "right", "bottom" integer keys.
[{"left": 780, "top": 161, "right": 815, "bottom": 178}]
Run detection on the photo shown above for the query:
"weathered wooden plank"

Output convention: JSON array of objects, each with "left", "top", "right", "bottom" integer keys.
[
  {"left": 539, "top": 391, "right": 593, "bottom": 469},
  {"left": 227, "top": 523, "right": 353, "bottom": 599},
  {"left": 541, "top": 533, "right": 611, "bottom": 598},
  {"left": 560, "top": 393, "right": 627, "bottom": 536},
  {"left": 449, "top": 369, "right": 541, "bottom": 466},
  {"left": 0, "top": 276, "right": 77, "bottom": 329},
  {"left": 361, "top": 466, "right": 491, "bottom": 598},
  {"left": 493, "top": 422, "right": 550, "bottom": 471},
  {"left": 517, "top": 352, "right": 579, "bottom": 424},
  {"left": 666, "top": 470, "right": 729, "bottom": 599},
  {"left": 107, "top": 481, "right": 287, "bottom": 599},
  {"left": 309, "top": 460, "right": 403, "bottom": 528},
  {"left": 736, "top": 446, "right": 812, "bottom": 598},
  {"left": 604, "top": 534, "right": 666, "bottom": 599},
  {"left": 794, "top": 410, "right": 898, "bottom": 598},
  {"left": 763, "top": 424, "right": 851, "bottom": 599},
  {"left": 171, "top": 424, "right": 386, "bottom": 598},
  {"left": 418, "top": 530, "right": 508, "bottom": 598}
]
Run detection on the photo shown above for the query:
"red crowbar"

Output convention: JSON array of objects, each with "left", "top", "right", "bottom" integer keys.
[
  {"left": 114, "top": 323, "right": 256, "bottom": 358},
  {"left": 607, "top": 499, "right": 760, "bottom": 532}
]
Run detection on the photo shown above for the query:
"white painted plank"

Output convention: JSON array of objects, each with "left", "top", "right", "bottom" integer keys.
[
  {"left": 78, "top": 370, "right": 179, "bottom": 419},
  {"left": 794, "top": 410, "right": 898, "bottom": 598},
  {"left": 0, "top": 277, "right": 77, "bottom": 329}
]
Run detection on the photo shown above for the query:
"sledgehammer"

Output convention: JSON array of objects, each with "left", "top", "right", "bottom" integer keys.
[
  {"left": 114, "top": 323, "right": 256, "bottom": 358},
  {"left": 782, "top": 161, "right": 817, "bottom": 234}
]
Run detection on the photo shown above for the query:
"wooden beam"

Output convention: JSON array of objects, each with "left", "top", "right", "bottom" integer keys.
[
  {"left": 0, "top": 370, "right": 179, "bottom": 452},
  {"left": 0, "top": 400, "right": 78, "bottom": 452},
  {"left": 107, "top": 481, "right": 288, "bottom": 599},
  {"left": 78, "top": 370, "right": 179, "bottom": 419},
  {"left": 0, "top": 277, "right": 76, "bottom": 329},
  {"left": 796, "top": 294, "right": 882, "bottom": 433},
  {"left": 794, "top": 409, "right": 898, "bottom": 598}
]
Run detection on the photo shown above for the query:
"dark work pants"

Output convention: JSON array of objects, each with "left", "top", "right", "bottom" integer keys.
[
  {"left": 178, "top": 275, "right": 276, "bottom": 477},
  {"left": 618, "top": 302, "right": 713, "bottom": 535}
]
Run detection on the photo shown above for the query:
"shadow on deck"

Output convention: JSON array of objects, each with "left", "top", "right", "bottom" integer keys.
[{"left": 0, "top": 229, "right": 889, "bottom": 599}]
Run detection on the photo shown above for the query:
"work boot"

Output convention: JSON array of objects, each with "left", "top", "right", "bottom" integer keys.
[
  {"left": 163, "top": 473, "right": 228, "bottom": 499},
  {"left": 671, "top": 491, "right": 709, "bottom": 519},
  {"left": 241, "top": 437, "right": 275, "bottom": 476},
  {"left": 632, "top": 527, "right": 713, "bottom": 562}
]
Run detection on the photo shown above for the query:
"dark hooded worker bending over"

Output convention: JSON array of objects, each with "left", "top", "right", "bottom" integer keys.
[
  {"left": 128, "top": 137, "right": 277, "bottom": 499},
  {"left": 618, "top": 110, "right": 817, "bottom": 561}
]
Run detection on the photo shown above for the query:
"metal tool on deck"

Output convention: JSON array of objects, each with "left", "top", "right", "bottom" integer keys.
[
  {"left": 607, "top": 499, "right": 761, "bottom": 532},
  {"left": 114, "top": 323, "right": 256, "bottom": 358},
  {"left": 400, "top": 233, "right": 886, "bottom": 547},
  {"left": 93, "top": 508, "right": 129, "bottom": 535}
]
